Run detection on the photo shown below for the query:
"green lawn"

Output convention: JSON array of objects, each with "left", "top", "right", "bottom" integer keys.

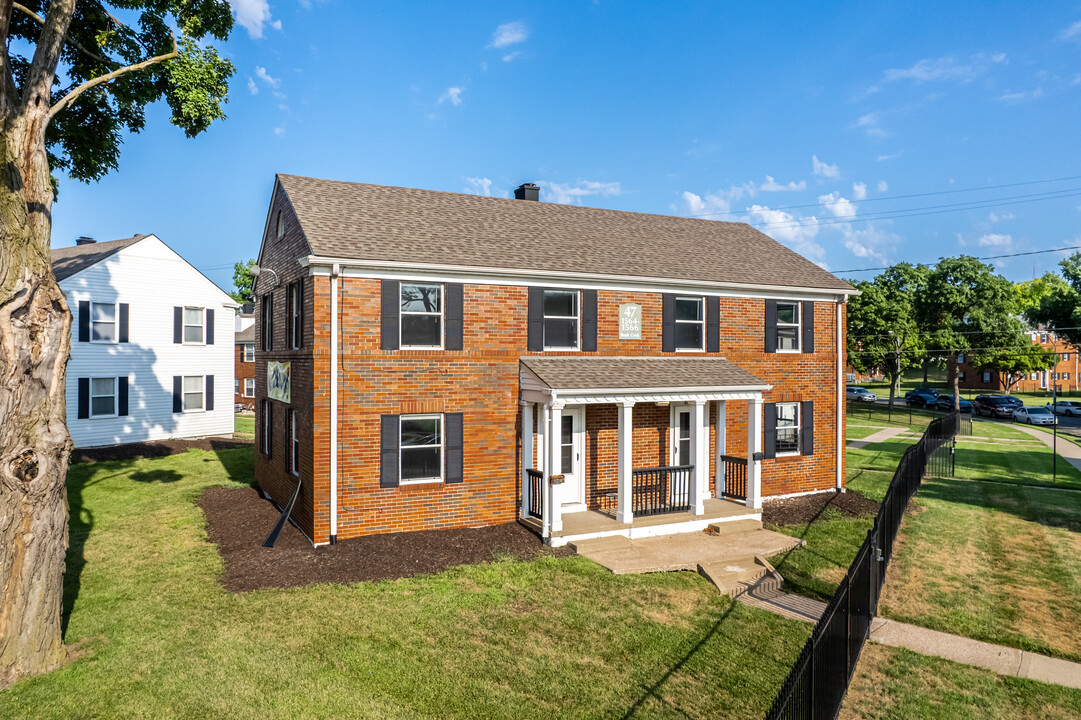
[
  {"left": 0, "top": 447, "right": 810, "bottom": 719},
  {"left": 845, "top": 425, "right": 884, "bottom": 440},
  {"left": 234, "top": 414, "right": 254, "bottom": 436},
  {"left": 840, "top": 644, "right": 1081, "bottom": 719}
]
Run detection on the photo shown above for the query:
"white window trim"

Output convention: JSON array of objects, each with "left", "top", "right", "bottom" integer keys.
[
  {"left": 542, "top": 289, "right": 581, "bottom": 352},
  {"left": 182, "top": 375, "right": 206, "bottom": 413},
  {"left": 183, "top": 306, "right": 206, "bottom": 346},
  {"left": 674, "top": 296, "right": 705, "bottom": 352},
  {"left": 775, "top": 401, "right": 801, "bottom": 457},
  {"left": 244, "top": 378, "right": 255, "bottom": 397},
  {"left": 276, "top": 210, "right": 285, "bottom": 239},
  {"left": 289, "top": 282, "right": 303, "bottom": 350},
  {"left": 89, "top": 301, "right": 118, "bottom": 344},
  {"left": 290, "top": 410, "right": 300, "bottom": 476},
  {"left": 399, "top": 413, "right": 444, "bottom": 485},
  {"left": 399, "top": 282, "right": 444, "bottom": 350},
  {"left": 261, "top": 400, "right": 271, "bottom": 456},
  {"left": 89, "top": 376, "right": 118, "bottom": 418},
  {"left": 775, "top": 301, "right": 801, "bottom": 354},
  {"left": 982, "top": 372, "right": 992, "bottom": 383},
  {"left": 244, "top": 344, "right": 254, "bottom": 362}
]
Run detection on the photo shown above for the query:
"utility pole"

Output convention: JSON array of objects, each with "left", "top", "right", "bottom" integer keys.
[{"left": 1053, "top": 334, "right": 1058, "bottom": 482}]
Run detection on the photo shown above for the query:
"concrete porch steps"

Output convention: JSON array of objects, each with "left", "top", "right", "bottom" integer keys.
[
  {"left": 697, "top": 555, "right": 784, "bottom": 597},
  {"left": 707, "top": 518, "right": 762, "bottom": 536}
]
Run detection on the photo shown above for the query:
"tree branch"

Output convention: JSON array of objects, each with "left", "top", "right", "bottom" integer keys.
[
  {"left": 13, "top": 3, "right": 119, "bottom": 69},
  {"left": 20, "top": 0, "right": 76, "bottom": 114},
  {"left": 47, "top": 30, "right": 177, "bottom": 123}
]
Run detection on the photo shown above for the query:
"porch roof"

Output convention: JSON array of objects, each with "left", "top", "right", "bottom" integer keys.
[{"left": 520, "top": 356, "right": 770, "bottom": 404}]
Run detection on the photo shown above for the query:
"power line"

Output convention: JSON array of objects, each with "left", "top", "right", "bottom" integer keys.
[{"left": 834, "top": 244, "right": 1081, "bottom": 275}]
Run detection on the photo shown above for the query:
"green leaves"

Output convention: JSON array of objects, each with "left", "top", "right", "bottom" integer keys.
[
  {"left": 230, "top": 259, "right": 257, "bottom": 305},
  {"left": 166, "top": 37, "right": 234, "bottom": 138}
]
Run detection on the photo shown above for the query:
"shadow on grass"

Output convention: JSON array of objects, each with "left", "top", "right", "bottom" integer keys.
[
  {"left": 210, "top": 440, "right": 255, "bottom": 487},
  {"left": 916, "top": 478, "right": 1081, "bottom": 533}
]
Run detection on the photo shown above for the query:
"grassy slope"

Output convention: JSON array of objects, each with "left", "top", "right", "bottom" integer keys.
[
  {"left": 0, "top": 448, "right": 810, "bottom": 720},
  {"left": 234, "top": 414, "right": 255, "bottom": 436}
]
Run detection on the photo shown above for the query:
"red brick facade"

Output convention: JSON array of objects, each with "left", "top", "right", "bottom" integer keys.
[
  {"left": 234, "top": 338, "right": 255, "bottom": 409},
  {"left": 948, "top": 332, "right": 1078, "bottom": 394},
  {"left": 254, "top": 187, "right": 847, "bottom": 545}
]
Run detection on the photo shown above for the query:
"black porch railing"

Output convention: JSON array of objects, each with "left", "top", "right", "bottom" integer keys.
[
  {"left": 632, "top": 465, "right": 693, "bottom": 516},
  {"left": 720, "top": 455, "right": 748, "bottom": 500},
  {"left": 525, "top": 469, "right": 544, "bottom": 519},
  {"left": 765, "top": 411, "right": 964, "bottom": 720}
]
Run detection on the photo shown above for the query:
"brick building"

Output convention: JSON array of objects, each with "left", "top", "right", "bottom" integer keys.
[
  {"left": 948, "top": 330, "right": 1077, "bottom": 394},
  {"left": 253, "top": 176, "right": 855, "bottom": 546},
  {"left": 234, "top": 323, "right": 255, "bottom": 409}
]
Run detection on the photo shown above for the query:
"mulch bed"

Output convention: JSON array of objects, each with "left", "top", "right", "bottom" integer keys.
[
  {"left": 198, "top": 485, "right": 574, "bottom": 592},
  {"left": 762, "top": 490, "right": 880, "bottom": 527},
  {"left": 71, "top": 437, "right": 252, "bottom": 464}
]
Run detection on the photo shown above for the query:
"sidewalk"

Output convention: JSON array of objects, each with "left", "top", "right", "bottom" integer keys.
[{"left": 846, "top": 426, "right": 908, "bottom": 450}]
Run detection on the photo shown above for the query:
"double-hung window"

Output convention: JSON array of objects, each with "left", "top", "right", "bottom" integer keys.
[
  {"left": 244, "top": 343, "right": 254, "bottom": 362},
  {"left": 400, "top": 283, "right": 443, "bottom": 348},
  {"left": 261, "top": 400, "right": 271, "bottom": 456},
  {"left": 183, "top": 376, "right": 204, "bottom": 412},
  {"left": 91, "top": 302, "right": 116, "bottom": 342},
  {"left": 543, "top": 290, "right": 579, "bottom": 350},
  {"left": 775, "top": 302, "right": 800, "bottom": 351},
  {"left": 90, "top": 377, "right": 116, "bottom": 417},
  {"left": 244, "top": 378, "right": 255, "bottom": 397},
  {"left": 400, "top": 414, "right": 443, "bottom": 483},
  {"left": 261, "top": 294, "right": 273, "bottom": 351},
  {"left": 775, "top": 402, "right": 800, "bottom": 455},
  {"left": 674, "top": 297, "right": 704, "bottom": 351},
  {"left": 290, "top": 410, "right": 300, "bottom": 476},
  {"left": 287, "top": 281, "right": 303, "bottom": 349},
  {"left": 183, "top": 307, "right": 205, "bottom": 344}
]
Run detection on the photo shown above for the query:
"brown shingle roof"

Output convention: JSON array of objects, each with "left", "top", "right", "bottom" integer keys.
[
  {"left": 520, "top": 357, "right": 768, "bottom": 390},
  {"left": 235, "top": 325, "right": 256, "bottom": 343},
  {"left": 276, "top": 175, "right": 853, "bottom": 292},
  {"left": 51, "top": 236, "right": 145, "bottom": 281}
]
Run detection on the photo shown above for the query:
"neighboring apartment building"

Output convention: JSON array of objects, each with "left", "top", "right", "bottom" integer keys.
[
  {"left": 253, "top": 176, "right": 855, "bottom": 547},
  {"left": 53, "top": 234, "right": 237, "bottom": 448},
  {"left": 235, "top": 305, "right": 256, "bottom": 409},
  {"left": 948, "top": 329, "right": 1077, "bottom": 394}
]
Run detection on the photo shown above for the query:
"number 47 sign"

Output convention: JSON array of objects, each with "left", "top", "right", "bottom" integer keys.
[{"left": 618, "top": 303, "right": 642, "bottom": 340}]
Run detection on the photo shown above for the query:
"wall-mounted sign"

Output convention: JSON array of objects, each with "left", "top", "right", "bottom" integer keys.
[
  {"left": 619, "top": 303, "right": 642, "bottom": 340},
  {"left": 268, "top": 361, "right": 291, "bottom": 403}
]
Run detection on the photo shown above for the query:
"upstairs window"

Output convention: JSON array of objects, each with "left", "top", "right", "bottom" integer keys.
[
  {"left": 183, "top": 307, "right": 205, "bottom": 344},
  {"left": 775, "top": 402, "right": 800, "bottom": 455},
  {"left": 261, "top": 293, "right": 273, "bottom": 352},
  {"left": 775, "top": 302, "right": 800, "bottom": 351},
  {"left": 276, "top": 210, "right": 285, "bottom": 239},
  {"left": 91, "top": 302, "right": 116, "bottom": 342},
  {"left": 400, "top": 283, "right": 443, "bottom": 348},
  {"left": 286, "top": 280, "right": 304, "bottom": 350},
  {"left": 400, "top": 415, "right": 443, "bottom": 483},
  {"left": 543, "top": 290, "right": 579, "bottom": 350},
  {"left": 674, "top": 297, "right": 704, "bottom": 351},
  {"left": 244, "top": 344, "right": 254, "bottom": 362}
]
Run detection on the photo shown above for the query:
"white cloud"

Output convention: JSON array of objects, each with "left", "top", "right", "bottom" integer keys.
[
  {"left": 989, "top": 212, "right": 1015, "bottom": 223},
  {"left": 997, "top": 88, "right": 1044, "bottom": 103},
  {"left": 502, "top": 51, "right": 524, "bottom": 63},
  {"left": 247, "top": 77, "right": 258, "bottom": 95},
  {"left": 819, "top": 192, "right": 858, "bottom": 219},
  {"left": 1061, "top": 20, "right": 1081, "bottom": 40},
  {"left": 273, "top": 126, "right": 285, "bottom": 136},
  {"left": 856, "top": 112, "right": 890, "bottom": 138},
  {"left": 852, "top": 182, "right": 867, "bottom": 201},
  {"left": 489, "top": 21, "right": 528, "bottom": 48},
  {"left": 254, "top": 66, "right": 280, "bottom": 88},
  {"left": 747, "top": 205, "right": 825, "bottom": 261},
  {"left": 881, "top": 53, "right": 1006, "bottom": 84},
  {"left": 537, "top": 180, "right": 622, "bottom": 205},
  {"left": 812, "top": 155, "right": 840, "bottom": 179},
  {"left": 977, "top": 233, "right": 1012, "bottom": 247},
  {"left": 680, "top": 190, "right": 731, "bottom": 217},
  {"left": 759, "top": 175, "right": 807, "bottom": 192},
  {"left": 229, "top": 0, "right": 280, "bottom": 39},
  {"left": 839, "top": 224, "right": 895, "bottom": 264},
  {"left": 439, "top": 86, "right": 464, "bottom": 106},
  {"left": 877, "top": 180, "right": 889, "bottom": 192},
  {"left": 464, "top": 177, "right": 493, "bottom": 196},
  {"left": 876, "top": 152, "right": 902, "bottom": 162}
]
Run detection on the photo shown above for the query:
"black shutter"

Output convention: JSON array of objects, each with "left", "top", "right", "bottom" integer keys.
[
  {"left": 763, "top": 402, "right": 777, "bottom": 460},
  {"left": 78, "top": 301, "right": 90, "bottom": 342},
  {"left": 77, "top": 378, "right": 89, "bottom": 419},
  {"left": 706, "top": 296, "right": 720, "bottom": 353},
  {"left": 764, "top": 300, "right": 777, "bottom": 353},
  {"left": 172, "top": 376, "right": 182, "bottom": 413},
  {"left": 173, "top": 306, "right": 182, "bottom": 344},
  {"left": 801, "top": 400, "right": 814, "bottom": 456},
  {"left": 445, "top": 283, "right": 464, "bottom": 351},
  {"left": 206, "top": 375, "right": 214, "bottom": 411},
  {"left": 117, "top": 304, "right": 129, "bottom": 343},
  {"left": 206, "top": 309, "right": 215, "bottom": 345},
  {"left": 802, "top": 301, "right": 815, "bottom": 354},
  {"left": 445, "top": 412, "right": 463, "bottom": 483},
  {"left": 662, "top": 293, "right": 676, "bottom": 352},
  {"left": 527, "top": 287, "right": 544, "bottom": 351},
  {"left": 581, "top": 290, "right": 597, "bottom": 352},
  {"left": 380, "top": 414, "right": 400, "bottom": 488},
  {"left": 118, "top": 377, "right": 128, "bottom": 416},
  {"left": 381, "top": 280, "right": 400, "bottom": 351}
]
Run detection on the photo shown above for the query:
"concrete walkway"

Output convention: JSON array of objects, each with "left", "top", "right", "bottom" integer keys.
[
  {"left": 737, "top": 586, "right": 1081, "bottom": 690},
  {"left": 570, "top": 529, "right": 802, "bottom": 575},
  {"left": 847, "top": 426, "right": 908, "bottom": 450},
  {"left": 1008, "top": 423, "right": 1081, "bottom": 473}
]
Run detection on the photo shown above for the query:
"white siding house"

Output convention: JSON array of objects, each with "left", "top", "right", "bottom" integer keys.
[{"left": 53, "top": 234, "right": 237, "bottom": 448}]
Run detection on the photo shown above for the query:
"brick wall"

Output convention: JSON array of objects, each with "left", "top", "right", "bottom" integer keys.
[
  {"left": 949, "top": 336, "right": 1080, "bottom": 394},
  {"left": 234, "top": 342, "right": 255, "bottom": 408}
]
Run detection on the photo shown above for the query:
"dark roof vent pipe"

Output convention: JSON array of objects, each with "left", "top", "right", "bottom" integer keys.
[
  {"left": 75, "top": 236, "right": 95, "bottom": 245},
  {"left": 514, "top": 183, "right": 540, "bottom": 201}
]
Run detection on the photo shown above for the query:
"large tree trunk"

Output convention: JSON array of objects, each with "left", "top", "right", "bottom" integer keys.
[
  {"left": 0, "top": 101, "right": 74, "bottom": 688},
  {"left": 952, "top": 355, "right": 961, "bottom": 411}
]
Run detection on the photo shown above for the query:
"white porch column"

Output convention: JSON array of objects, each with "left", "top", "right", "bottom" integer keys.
[
  {"left": 520, "top": 401, "right": 533, "bottom": 520},
  {"left": 747, "top": 397, "right": 763, "bottom": 510},
  {"left": 539, "top": 403, "right": 551, "bottom": 537},
  {"left": 549, "top": 403, "right": 564, "bottom": 533},
  {"left": 714, "top": 400, "right": 726, "bottom": 498},
  {"left": 617, "top": 401, "right": 635, "bottom": 524},
  {"left": 689, "top": 400, "right": 706, "bottom": 515}
]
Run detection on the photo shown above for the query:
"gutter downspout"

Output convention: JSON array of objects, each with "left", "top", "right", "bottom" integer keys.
[
  {"left": 837, "top": 297, "right": 846, "bottom": 491},
  {"left": 330, "top": 263, "right": 340, "bottom": 544}
]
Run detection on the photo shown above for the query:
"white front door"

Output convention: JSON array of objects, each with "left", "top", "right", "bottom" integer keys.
[
  {"left": 558, "top": 406, "right": 586, "bottom": 509},
  {"left": 671, "top": 405, "right": 693, "bottom": 467}
]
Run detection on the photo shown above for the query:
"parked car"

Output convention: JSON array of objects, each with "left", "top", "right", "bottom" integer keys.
[
  {"left": 1012, "top": 406, "right": 1057, "bottom": 426},
  {"left": 934, "top": 395, "right": 972, "bottom": 413},
  {"left": 1003, "top": 395, "right": 1024, "bottom": 407},
  {"left": 972, "top": 395, "right": 1016, "bottom": 418},
  {"left": 1048, "top": 400, "right": 1081, "bottom": 417},
  {"left": 905, "top": 387, "right": 940, "bottom": 400},
  {"left": 846, "top": 386, "right": 877, "bottom": 402},
  {"left": 906, "top": 391, "right": 938, "bottom": 408}
]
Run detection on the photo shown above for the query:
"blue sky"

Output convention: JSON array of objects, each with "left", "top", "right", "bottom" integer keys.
[{"left": 50, "top": 1, "right": 1081, "bottom": 292}]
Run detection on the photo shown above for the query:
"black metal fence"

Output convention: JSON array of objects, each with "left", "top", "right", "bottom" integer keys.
[
  {"left": 720, "top": 455, "right": 748, "bottom": 500},
  {"left": 631, "top": 465, "right": 692, "bottom": 516},
  {"left": 766, "top": 411, "right": 964, "bottom": 720},
  {"left": 525, "top": 469, "right": 543, "bottom": 519}
]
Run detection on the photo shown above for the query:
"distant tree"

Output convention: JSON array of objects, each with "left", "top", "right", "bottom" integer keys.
[
  {"left": 977, "top": 338, "right": 1055, "bottom": 393},
  {"left": 846, "top": 263, "right": 929, "bottom": 408},
  {"left": 231, "top": 259, "right": 257, "bottom": 304},
  {"left": 1024, "top": 255, "right": 1081, "bottom": 347}
]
